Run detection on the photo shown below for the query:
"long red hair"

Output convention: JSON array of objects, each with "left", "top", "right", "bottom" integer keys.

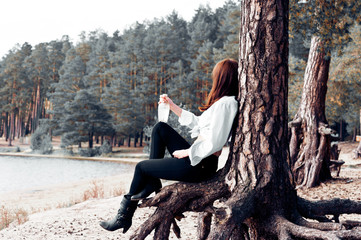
[{"left": 199, "top": 59, "right": 239, "bottom": 112}]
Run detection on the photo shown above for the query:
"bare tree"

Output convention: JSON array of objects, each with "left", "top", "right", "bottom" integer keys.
[
  {"left": 289, "top": 36, "right": 335, "bottom": 188},
  {"left": 288, "top": 0, "right": 361, "bottom": 188},
  {"left": 130, "top": 1, "right": 361, "bottom": 239}
]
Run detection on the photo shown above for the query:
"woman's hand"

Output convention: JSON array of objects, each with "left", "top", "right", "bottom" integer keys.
[
  {"left": 159, "top": 94, "right": 174, "bottom": 106},
  {"left": 159, "top": 94, "right": 182, "bottom": 117},
  {"left": 173, "top": 149, "right": 189, "bottom": 159}
]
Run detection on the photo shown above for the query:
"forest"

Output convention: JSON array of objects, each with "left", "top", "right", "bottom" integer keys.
[{"left": 0, "top": 0, "right": 360, "bottom": 149}]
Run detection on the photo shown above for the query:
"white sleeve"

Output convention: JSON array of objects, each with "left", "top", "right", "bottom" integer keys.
[
  {"left": 178, "top": 109, "right": 200, "bottom": 138},
  {"left": 188, "top": 99, "right": 238, "bottom": 166}
]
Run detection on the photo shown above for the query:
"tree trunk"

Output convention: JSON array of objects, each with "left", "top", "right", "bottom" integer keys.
[
  {"left": 129, "top": 1, "right": 361, "bottom": 239},
  {"left": 89, "top": 132, "right": 93, "bottom": 148},
  {"left": 140, "top": 131, "right": 143, "bottom": 147},
  {"left": 8, "top": 113, "right": 14, "bottom": 146},
  {"left": 340, "top": 119, "right": 343, "bottom": 141},
  {"left": 4, "top": 112, "right": 9, "bottom": 142},
  {"left": 134, "top": 132, "right": 138, "bottom": 148},
  {"left": 289, "top": 36, "right": 334, "bottom": 188},
  {"left": 207, "top": 0, "right": 295, "bottom": 237}
]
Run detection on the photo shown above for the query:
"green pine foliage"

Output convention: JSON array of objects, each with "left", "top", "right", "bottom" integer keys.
[
  {"left": 290, "top": 0, "right": 361, "bottom": 56},
  {"left": 30, "top": 122, "right": 53, "bottom": 154},
  {"left": 60, "top": 90, "right": 114, "bottom": 148},
  {"left": 327, "top": 24, "right": 361, "bottom": 135},
  {"left": 288, "top": 55, "right": 307, "bottom": 119},
  {"left": 290, "top": 0, "right": 361, "bottom": 136}
]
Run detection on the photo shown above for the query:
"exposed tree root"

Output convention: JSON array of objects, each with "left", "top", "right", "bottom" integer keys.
[
  {"left": 298, "top": 197, "right": 361, "bottom": 222},
  {"left": 129, "top": 173, "right": 231, "bottom": 240},
  {"left": 295, "top": 216, "right": 344, "bottom": 231},
  {"left": 129, "top": 178, "right": 361, "bottom": 239},
  {"left": 289, "top": 113, "right": 335, "bottom": 188},
  {"left": 271, "top": 215, "right": 361, "bottom": 240},
  {"left": 207, "top": 184, "right": 256, "bottom": 239},
  {"left": 197, "top": 212, "right": 212, "bottom": 240}
]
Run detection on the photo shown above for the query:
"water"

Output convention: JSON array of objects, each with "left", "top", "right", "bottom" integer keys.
[{"left": 0, "top": 156, "right": 134, "bottom": 193}]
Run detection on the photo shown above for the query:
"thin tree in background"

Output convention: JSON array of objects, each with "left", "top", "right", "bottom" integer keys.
[{"left": 289, "top": 0, "right": 361, "bottom": 188}]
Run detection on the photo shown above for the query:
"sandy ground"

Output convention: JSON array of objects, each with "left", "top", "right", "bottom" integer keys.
[{"left": 0, "top": 141, "right": 360, "bottom": 239}]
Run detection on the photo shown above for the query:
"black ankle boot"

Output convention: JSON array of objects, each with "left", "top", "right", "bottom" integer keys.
[
  {"left": 131, "top": 182, "right": 162, "bottom": 201},
  {"left": 99, "top": 196, "right": 138, "bottom": 233}
]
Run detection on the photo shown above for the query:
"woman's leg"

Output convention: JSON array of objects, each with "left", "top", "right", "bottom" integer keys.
[
  {"left": 129, "top": 122, "right": 191, "bottom": 197},
  {"left": 150, "top": 122, "right": 190, "bottom": 159},
  {"left": 127, "top": 155, "right": 218, "bottom": 196}
]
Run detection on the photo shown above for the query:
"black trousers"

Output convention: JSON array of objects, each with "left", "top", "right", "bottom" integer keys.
[{"left": 127, "top": 122, "right": 218, "bottom": 196}]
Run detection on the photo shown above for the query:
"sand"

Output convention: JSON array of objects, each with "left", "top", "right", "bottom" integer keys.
[{"left": 0, "top": 142, "right": 360, "bottom": 240}]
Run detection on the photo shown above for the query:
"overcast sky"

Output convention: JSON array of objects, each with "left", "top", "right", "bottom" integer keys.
[{"left": 0, "top": 0, "right": 228, "bottom": 59}]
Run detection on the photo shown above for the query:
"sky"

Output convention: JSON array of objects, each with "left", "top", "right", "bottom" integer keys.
[{"left": 0, "top": 0, "right": 228, "bottom": 59}]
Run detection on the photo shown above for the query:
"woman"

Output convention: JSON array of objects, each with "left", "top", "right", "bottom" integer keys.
[{"left": 99, "top": 58, "right": 239, "bottom": 233}]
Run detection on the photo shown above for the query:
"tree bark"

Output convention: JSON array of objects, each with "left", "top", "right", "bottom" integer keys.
[
  {"left": 289, "top": 36, "right": 334, "bottom": 188},
  {"left": 207, "top": 0, "right": 294, "bottom": 238},
  {"left": 129, "top": 1, "right": 361, "bottom": 239}
]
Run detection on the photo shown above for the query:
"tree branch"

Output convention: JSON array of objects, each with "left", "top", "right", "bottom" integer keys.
[
  {"left": 318, "top": 122, "right": 337, "bottom": 136},
  {"left": 288, "top": 117, "right": 302, "bottom": 128}
]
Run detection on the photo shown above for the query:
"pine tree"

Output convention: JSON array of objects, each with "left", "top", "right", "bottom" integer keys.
[
  {"left": 24, "top": 43, "right": 52, "bottom": 132},
  {"left": 187, "top": 40, "right": 215, "bottom": 112},
  {"left": 0, "top": 43, "right": 32, "bottom": 145},
  {"left": 213, "top": 0, "right": 240, "bottom": 61},
  {"left": 60, "top": 89, "right": 114, "bottom": 148},
  {"left": 85, "top": 32, "right": 113, "bottom": 101},
  {"left": 47, "top": 37, "right": 70, "bottom": 94},
  {"left": 187, "top": 5, "right": 220, "bottom": 112},
  {"left": 49, "top": 48, "right": 87, "bottom": 136}
]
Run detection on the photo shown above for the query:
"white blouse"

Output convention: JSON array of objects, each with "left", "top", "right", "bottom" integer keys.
[{"left": 178, "top": 96, "right": 238, "bottom": 166}]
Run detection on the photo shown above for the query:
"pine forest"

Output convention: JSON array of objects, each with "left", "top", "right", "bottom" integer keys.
[{"left": 0, "top": 0, "right": 360, "bottom": 149}]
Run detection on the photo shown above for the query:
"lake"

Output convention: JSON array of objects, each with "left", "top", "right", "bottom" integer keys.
[{"left": 0, "top": 156, "right": 134, "bottom": 193}]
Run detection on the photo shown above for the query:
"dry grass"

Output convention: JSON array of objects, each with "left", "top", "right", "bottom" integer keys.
[
  {"left": 0, "top": 206, "right": 28, "bottom": 230},
  {"left": 82, "top": 180, "right": 105, "bottom": 201},
  {"left": 0, "top": 206, "right": 11, "bottom": 229},
  {"left": 14, "top": 208, "right": 29, "bottom": 225},
  {"left": 112, "top": 186, "right": 124, "bottom": 196}
]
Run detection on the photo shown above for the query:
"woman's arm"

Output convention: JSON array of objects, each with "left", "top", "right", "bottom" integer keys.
[
  {"left": 187, "top": 98, "right": 238, "bottom": 166},
  {"left": 159, "top": 95, "right": 182, "bottom": 117},
  {"left": 173, "top": 149, "right": 189, "bottom": 159}
]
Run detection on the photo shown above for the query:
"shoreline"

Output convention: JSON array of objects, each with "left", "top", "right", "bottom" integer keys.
[
  {"left": 0, "top": 144, "right": 145, "bottom": 216},
  {"left": 0, "top": 147, "right": 229, "bottom": 213},
  {"left": 0, "top": 150, "right": 148, "bottom": 164}
]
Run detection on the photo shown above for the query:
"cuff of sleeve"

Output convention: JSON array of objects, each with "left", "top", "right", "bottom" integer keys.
[
  {"left": 188, "top": 147, "right": 198, "bottom": 166},
  {"left": 188, "top": 140, "right": 209, "bottom": 166},
  {"left": 178, "top": 109, "right": 193, "bottom": 126}
]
